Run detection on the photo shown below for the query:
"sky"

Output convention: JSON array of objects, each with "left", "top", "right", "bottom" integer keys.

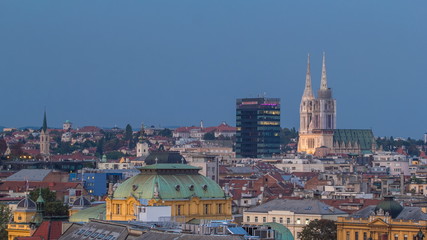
[{"left": 0, "top": 1, "right": 426, "bottom": 138}]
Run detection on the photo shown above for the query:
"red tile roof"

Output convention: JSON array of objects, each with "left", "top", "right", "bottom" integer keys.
[
  {"left": 17, "top": 220, "right": 63, "bottom": 240},
  {"left": 0, "top": 181, "right": 83, "bottom": 193}
]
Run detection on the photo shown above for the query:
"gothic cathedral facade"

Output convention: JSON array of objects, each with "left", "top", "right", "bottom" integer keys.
[{"left": 298, "top": 53, "right": 337, "bottom": 154}]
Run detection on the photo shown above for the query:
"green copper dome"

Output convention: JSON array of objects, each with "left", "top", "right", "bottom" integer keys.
[
  {"left": 375, "top": 196, "right": 403, "bottom": 218},
  {"left": 113, "top": 164, "right": 226, "bottom": 200}
]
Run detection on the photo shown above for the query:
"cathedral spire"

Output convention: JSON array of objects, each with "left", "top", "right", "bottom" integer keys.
[
  {"left": 42, "top": 110, "right": 47, "bottom": 132},
  {"left": 302, "top": 54, "right": 314, "bottom": 99},
  {"left": 320, "top": 52, "right": 328, "bottom": 90}
]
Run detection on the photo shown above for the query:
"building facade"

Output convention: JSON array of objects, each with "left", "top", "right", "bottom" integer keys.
[
  {"left": 336, "top": 197, "right": 427, "bottom": 240},
  {"left": 236, "top": 97, "right": 281, "bottom": 158},
  {"left": 297, "top": 54, "right": 376, "bottom": 155},
  {"left": 243, "top": 199, "right": 348, "bottom": 239},
  {"left": 105, "top": 164, "right": 232, "bottom": 222}
]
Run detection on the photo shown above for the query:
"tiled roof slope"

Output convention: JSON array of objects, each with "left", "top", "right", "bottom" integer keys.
[
  {"left": 246, "top": 199, "right": 347, "bottom": 215},
  {"left": 333, "top": 129, "right": 375, "bottom": 152}
]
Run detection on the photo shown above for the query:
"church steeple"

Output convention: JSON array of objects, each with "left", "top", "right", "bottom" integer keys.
[
  {"left": 320, "top": 52, "right": 328, "bottom": 90},
  {"left": 42, "top": 110, "right": 47, "bottom": 133},
  {"left": 302, "top": 54, "right": 314, "bottom": 99}
]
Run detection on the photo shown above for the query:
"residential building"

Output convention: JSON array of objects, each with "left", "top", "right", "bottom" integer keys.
[
  {"left": 243, "top": 199, "right": 347, "bottom": 238},
  {"left": 236, "top": 97, "right": 281, "bottom": 158}
]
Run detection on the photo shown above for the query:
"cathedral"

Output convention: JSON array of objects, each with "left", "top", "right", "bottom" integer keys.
[{"left": 297, "top": 53, "right": 376, "bottom": 155}]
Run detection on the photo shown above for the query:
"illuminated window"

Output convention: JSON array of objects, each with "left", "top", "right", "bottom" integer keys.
[{"left": 296, "top": 218, "right": 301, "bottom": 224}]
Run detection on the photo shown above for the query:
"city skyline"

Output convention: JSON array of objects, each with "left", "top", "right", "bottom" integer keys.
[{"left": 1, "top": 1, "right": 426, "bottom": 138}]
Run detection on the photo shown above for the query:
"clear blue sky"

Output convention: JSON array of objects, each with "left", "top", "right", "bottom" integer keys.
[{"left": 0, "top": 1, "right": 426, "bottom": 138}]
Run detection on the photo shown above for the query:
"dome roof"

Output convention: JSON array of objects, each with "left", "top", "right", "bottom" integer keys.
[
  {"left": 375, "top": 196, "right": 403, "bottom": 218},
  {"left": 144, "top": 151, "right": 186, "bottom": 165},
  {"left": 73, "top": 196, "right": 91, "bottom": 208},
  {"left": 113, "top": 164, "right": 226, "bottom": 200},
  {"left": 17, "top": 197, "right": 36, "bottom": 210}
]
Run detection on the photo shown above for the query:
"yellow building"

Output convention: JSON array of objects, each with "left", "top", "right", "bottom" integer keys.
[
  {"left": 336, "top": 197, "right": 427, "bottom": 240},
  {"left": 105, "top": 163, "right": 232, "bottom": 222},
  {"left": 6, "top": 195, "right": 44, "bottom": 240}
]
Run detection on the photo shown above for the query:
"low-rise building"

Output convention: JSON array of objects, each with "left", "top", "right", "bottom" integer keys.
[{"left": 243, "top": 199, "right": 348, "bottom": 238}]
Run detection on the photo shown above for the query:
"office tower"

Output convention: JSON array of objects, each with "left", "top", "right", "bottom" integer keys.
[{"left": 236, "top": 97, "right": 281, "bottom": 158}]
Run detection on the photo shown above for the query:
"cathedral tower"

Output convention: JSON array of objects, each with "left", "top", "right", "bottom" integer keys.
[
  {"left": 298, "top": 53, "right": 336, "bottom": 154},
  {"left": 40, "top": 111, "right": 50, "bottom": 159},
  {"left": 299, "top": 54, "right": 314, "bottom": 135}
]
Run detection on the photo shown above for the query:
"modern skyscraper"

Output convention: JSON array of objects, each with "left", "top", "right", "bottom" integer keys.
[{"left": 236, "top": 97, "right": 281, "bottom": 158}]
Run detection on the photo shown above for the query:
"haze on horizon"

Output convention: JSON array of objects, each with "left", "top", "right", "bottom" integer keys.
[{"left": 0, "top": 1, "right": 426, "bottom": 139}]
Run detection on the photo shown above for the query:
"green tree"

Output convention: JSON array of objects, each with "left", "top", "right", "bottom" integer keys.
[
  {"left": 125, "top": 124, "right": 133, "bottom": 141},
  {"left": 29, "top": 188, "right": 68, "bottom": 217},
  {"left": 203, "top": 132, "right": 215, "bottom": 140},
  {"left": 298, "top": 219, "right": 337, "bottom": 240},
  {"left": 96, "top": 138, "right": 104, "bottom": 156},
  {"left": 0, "top": 138, "right": 7, "bottom": 156},
  {"left": 105, "top": 151, "right": 125, "bottom": 160},
  {"left": 0, "top": 204, "right": 12, "bottom": 239},
  {"left": 158, "top": 128, "right": 172, "bottom": 137},
  {"left": 29, "top": 188, "right": 56, "bottom": 202}
]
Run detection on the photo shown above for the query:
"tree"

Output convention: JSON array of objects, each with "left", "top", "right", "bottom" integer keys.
[
  {"left": 298, "top": 219, "right": 337, "bottom": 240},
  {"left": 0, "top": 204, "right": 12, "bottom": 239},
  {"left": 9, "top": 142, "right": 24, "bottom": 158},
  {"left": 203, "top": 132, "right": 215, "bottom": 140},
  {"left": 158, "top": 128, "right": 172, "bottom": 137},
  {"left": 29, "top": 188, "right": 68, "bottom": 217},
  {"left": 125, "top": 124, "right": 133, "bottom": 141},
  {"left": 30, "top": 188, "right": 56, "bottom": 203},
  {"left": 0, "top": 138, "right": 7, "bottom": 157}
]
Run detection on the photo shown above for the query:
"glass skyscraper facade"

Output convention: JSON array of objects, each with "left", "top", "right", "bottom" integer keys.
[{"left": 236, "top": 97, "right": 281, "bottom": 158}]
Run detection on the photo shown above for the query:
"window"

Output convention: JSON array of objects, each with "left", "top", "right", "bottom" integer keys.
[
  {"left": 355, "top": 232, "right": 359, "bottom": 240},
  {"left": 404, "top": 235, "right": 408, "bottom": 240},
  {"left": 272, "top": 217, "right": 276, "bottom": 222},
  {"left": 116, "top": 204, "right": 121, "bottom": 214},
  {"left": 279, "top": 217, "right": 283, "bottom": 223},
  {"left": 346, "top": 232, "right": 350, "bottom": 240},
  {"left": 177, "top": 205, "right": 182, "bottom": 216},
  {"left": 296, "top": 218, "right": 301, "bottom": 224},
  {"left": 255, "top": 216, "right": 258, "bottom": 222},
  {"left": 394, "top": 234, "right": 398, "bottom": 240},
  {"left": 363, "top": 232, "right": 367, "bottom": 240},
  {"left": 305, "top": 218, "right": 309, "bottom": 224},
  {"left": 217, "top": 204, "right": 223, "bottom": 214},
  {"left": 246, "top": 216, "right": 250, "bottom": 222},
  {"left": 203, "top": 204, "right": 210, "bottom": 215},
  {"left": 262, "top": 217, "right": 266, "bottom": 222},
  {"left": 287, "top": 218, "right": 290, "bottom": 224}
]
